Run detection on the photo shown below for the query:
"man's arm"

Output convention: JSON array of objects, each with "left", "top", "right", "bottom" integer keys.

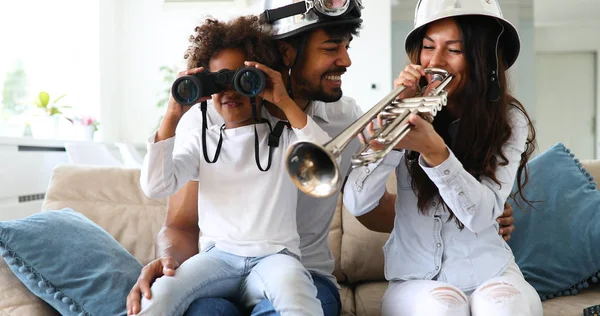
[
  {"left": 355, "top": 190, "right": 396, "bottom": 233},
  {"left": 353, "top": 190, "right": 515, "bottom": 240},
  {"left": 156, "top": 181, "right": 201, "bottom": 263},
  {"left": 127, "top": 181, "right": 200, "bottom": 315}
]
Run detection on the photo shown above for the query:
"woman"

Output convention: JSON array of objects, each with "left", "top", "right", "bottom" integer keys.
[{"left": 343, "top": 0, "right": 542, "bottom": 315}]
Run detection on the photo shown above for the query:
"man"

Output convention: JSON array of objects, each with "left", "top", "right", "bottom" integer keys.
[{"left": 127, "top": 1, "right": 515, "bottom": 315}]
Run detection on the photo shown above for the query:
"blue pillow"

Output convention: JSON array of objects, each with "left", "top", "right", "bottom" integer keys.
[
  {"left": 508, "top": 142, "right": 600, "bottom": 301},
  {"left": 0, "top": 208, "right": 142, "bottom": 316}
]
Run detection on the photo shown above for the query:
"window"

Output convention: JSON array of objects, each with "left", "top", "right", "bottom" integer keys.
[{"left": 0, "top": 0, "right": 100, "bottom": 140}]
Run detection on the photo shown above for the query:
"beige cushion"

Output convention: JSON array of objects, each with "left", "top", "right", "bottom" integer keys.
[
  {"left": 328, "top": 194, "right": 346, "bottom": 283},
  {"left": 340, "top": 285, "right": 356, "bottom": 316},
  {"left": 42, "top": 164, "right": 167, "bottom": 265},
  {"left": 542, "top": 285, "right": 600, "bottom": 316},
  {"left": 0, "top": 260, "right": 60, "bottom": 316},
  {"left": 340, "top": 204, "right": 388, "bottom": 284},
  {"left": 354, "top": 282, "right": 387, "bottom": 316},
  {"left": 581, "top": 160, "right": 600, "bottom": 188}
]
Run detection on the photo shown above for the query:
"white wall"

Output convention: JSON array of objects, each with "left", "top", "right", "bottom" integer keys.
[
  {"left": 342, "top": 0, "right": 392, "bottom": 112},
  {"left": 391, "top": 2, "right": 536, "bottom": 120},
  {"left": 535, "top": 25, "right": 600, "bottom": 156},
  {"left": 99, "top": 0, "right": 392, "bottom": 143},
  {"left": 99, "top": 0, "right": 264, "bottom": 144}
]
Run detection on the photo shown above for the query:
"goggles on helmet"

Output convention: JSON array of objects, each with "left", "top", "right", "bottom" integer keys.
[{"left": 260, "top": 0, "right": 363, "bottom": 24}]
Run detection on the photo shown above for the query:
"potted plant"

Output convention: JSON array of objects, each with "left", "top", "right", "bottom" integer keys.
[
  {"left": 67, "top": 115, "right": 100, "bottom": 141},
  {"left": 29, "top": 91, "right": 71, "bottom": 139}
]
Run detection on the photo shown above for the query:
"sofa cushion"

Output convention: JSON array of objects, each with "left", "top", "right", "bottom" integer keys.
[
  {"left": 0, "top": 259, "right": 60, "bottom": 316},
  {"left": 339, "top": 173, "right": 397, "bottom": 284},
  {"left": 42, "top": 164, "right": 167, "bottom": 265},
  {"left": 328, "top": 194, "right": 346, "bottom": 283},
  {"left": 542, "top": 285, "right": 600, "bottom": 316},
  {"left": 354, "top": 281, "right": 387, "bottom": 316},
  {"left": 0, "top": 208, "right": 142, "bottom": 316},
  {"left": 339, "top": 284, "right": 356, "bottom": 316},
  {"left": 508, "top": 143, "right": 600, "bottom": 300},
  {"left": 340, "top": 205, "right": 388, "bottom": 284}
]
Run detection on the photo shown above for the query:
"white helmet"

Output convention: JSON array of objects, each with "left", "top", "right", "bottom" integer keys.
[
  {"left": 260, "top": 0, "right": 363, "bottom": 39},
  {"left": 405, "top": 0, "right": 520, "bottom": 68}
]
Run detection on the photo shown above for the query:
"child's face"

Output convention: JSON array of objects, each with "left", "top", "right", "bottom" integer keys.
[{"left": 209, "top": 48, "right": 258, "bottom": 129}]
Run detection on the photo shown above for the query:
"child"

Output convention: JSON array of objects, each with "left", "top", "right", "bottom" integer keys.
[{"left": 137, "top": 15, "right": 329, "bottom": 316}]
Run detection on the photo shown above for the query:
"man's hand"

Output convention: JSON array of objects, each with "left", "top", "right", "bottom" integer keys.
[
  {"left": 497, "top": 202, "right": 515, "bottom": 241},
  {"left": 126, "top": 256, "right": 180, "bottom": 315}
]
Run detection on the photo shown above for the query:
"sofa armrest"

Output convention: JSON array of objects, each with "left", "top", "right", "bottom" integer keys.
[{"left": 42, "top": 164, "right": 167, "bottom": 265}]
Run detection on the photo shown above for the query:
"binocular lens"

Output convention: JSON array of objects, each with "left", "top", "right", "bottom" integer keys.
[
  {"left": 174, "top": 78, "right": 199, "bottom": 105},
  {"left": 237, "top": 71, "right": 264, "bottom": 96}
]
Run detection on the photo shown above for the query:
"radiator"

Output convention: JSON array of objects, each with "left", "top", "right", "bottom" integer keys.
[{"left": 0, "top": 138, "right": 69, "bottom": 221}]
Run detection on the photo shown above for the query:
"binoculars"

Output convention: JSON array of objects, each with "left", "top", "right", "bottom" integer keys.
[{"left": 171, "top": 67, "right": 267, "bottom": 106}]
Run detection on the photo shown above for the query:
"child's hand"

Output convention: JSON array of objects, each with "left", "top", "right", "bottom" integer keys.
[
  {"left": 156, "top": 67, "right": 211, "bottom": 142},
  {"left": 244, "top": 61, "right": 293, "bottom": 110},
  {"left": 164, "top": 67, "right": 212, "bottom": 123}
]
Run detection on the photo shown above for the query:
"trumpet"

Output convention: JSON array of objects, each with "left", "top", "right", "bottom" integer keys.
[{"left": 285, "top": 67, "right": 454, "bottom": 198}]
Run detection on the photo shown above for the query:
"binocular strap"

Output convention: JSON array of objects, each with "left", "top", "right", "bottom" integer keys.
[
  {"left": 254, "top": 120, "right": 292, "bottom": 172},
  {"left": 199, "top": 101, "right": 292, "bottom": 172},
  {"left": 200, "top": 101, "right": 225, "bottom": 163}
]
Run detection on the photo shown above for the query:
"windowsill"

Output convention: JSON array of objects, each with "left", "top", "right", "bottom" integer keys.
[{"left": 0, "top": 136, "right": 143, "bottom": 150}]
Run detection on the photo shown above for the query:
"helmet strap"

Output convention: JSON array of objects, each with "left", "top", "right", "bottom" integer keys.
[
  {"left": 285, "top": 35, "right": 308, "bottom": 101},
  {"left": 286, "top": 67, "right": 294, "bottom": 100},
  {"left": 488, "top": 20, "right": 504, "bottom": 102}
]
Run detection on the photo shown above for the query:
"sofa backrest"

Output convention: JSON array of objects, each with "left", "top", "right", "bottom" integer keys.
[
  {"left": 42, "top": 160, "right": 600, "bottom": 285},
  {"left": 335, "top": 159, "right": 600, "bottom": 285},
  {"left": 42, "top": 164, "right": 167, "bottom": 266}
]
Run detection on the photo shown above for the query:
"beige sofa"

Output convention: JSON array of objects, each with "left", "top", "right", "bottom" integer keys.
[{"left": 2, "top": 162, "right": 600, "bottom": 316}]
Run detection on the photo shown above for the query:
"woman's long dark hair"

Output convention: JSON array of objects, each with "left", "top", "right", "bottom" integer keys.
[{"left": 405, "top": 16, "right": 537, "bottom": 229}]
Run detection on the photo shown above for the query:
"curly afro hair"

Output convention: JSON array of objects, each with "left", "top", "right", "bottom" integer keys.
[{"left": 184, "top": 15, "right": 281, "bottom": 71}]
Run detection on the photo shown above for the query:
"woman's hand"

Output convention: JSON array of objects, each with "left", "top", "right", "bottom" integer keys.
[
  {"left": 360, "top": 113, "right": 449, "bottom": 167},
  {"left": 393, "top": 64, "right": 426, "bottom": 98}
]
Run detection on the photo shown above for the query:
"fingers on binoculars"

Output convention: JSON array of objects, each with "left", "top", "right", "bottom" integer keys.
[{"left": 179, "top": 67, "right": 204, "bottom": 77}]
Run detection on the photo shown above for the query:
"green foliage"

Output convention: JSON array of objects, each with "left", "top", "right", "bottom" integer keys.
[
  {"left": 1, "top": 60, "right": 29, "bottom": 115},
  {"left": 33, "top": 91, "right": 71, "bottom": 116},
  {"left": 157, "top": 65, "right": 177, "bottom": 109}
]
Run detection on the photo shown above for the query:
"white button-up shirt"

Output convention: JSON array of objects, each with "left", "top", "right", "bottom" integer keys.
[{"left": 343, "top": 107, "right": 529, "bottom": 291}]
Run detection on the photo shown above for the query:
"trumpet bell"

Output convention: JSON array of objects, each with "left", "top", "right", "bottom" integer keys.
[{"left": 285, "top": 141, "right": 340, "bottom": 198}]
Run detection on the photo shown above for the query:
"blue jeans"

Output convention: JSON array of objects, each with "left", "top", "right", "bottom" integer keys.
[
  {"left": 184, "top": 271, "right": 341, "bottom": 316},
  {"left": 137, "top": 246, "right": 322, "bottom": 316}
]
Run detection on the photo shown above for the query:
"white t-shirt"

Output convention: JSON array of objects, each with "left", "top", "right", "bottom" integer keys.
[
  {"left": 175, "top": 97, "right": 364, "bottom": 287},
  {"left": 140, "top": 111, "right": 332, "bottom": 258}
]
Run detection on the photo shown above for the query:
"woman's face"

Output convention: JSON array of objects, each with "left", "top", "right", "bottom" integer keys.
[
  {"left": 209, "top": 48, "right": 257, "bottom": 129},
  {"left": 419, "top": 18, "right": 467, "bottom": 97}
]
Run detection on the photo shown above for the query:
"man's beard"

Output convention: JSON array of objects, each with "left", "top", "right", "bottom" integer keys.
[{"left": 293, "top": 73, "right": 344, "bottom": 103}]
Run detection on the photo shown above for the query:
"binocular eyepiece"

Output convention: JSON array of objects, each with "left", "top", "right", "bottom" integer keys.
[{"left": 172, "top": 67, "right": 267, "bottom": 106}]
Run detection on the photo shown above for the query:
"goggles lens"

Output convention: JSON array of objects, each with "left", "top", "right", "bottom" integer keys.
[
  {"left": 314, "top": 0, "right": 350, "bottom": 16},
  {"left": 320, "top": 0, "right": 348, "bottom": 11}
]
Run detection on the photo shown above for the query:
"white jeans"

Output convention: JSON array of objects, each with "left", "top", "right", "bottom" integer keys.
[
  {"left": 381, "top": 261, "right": 543, "bottom": 316},
  {"left": 137, "top": 246, "right": 322, "bottom": 316}
]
